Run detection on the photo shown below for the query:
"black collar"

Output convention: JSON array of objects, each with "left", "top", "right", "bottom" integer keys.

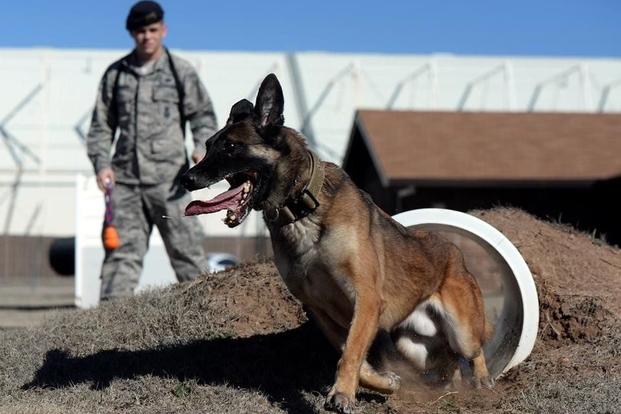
[{"left": 264, "top": 150, "right": 325, "bottom": 227}]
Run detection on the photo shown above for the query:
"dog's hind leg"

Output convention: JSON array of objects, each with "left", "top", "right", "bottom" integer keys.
[
  {"left": 430, "top": 257, "right": 494, "bottom": 389},
  {"left": 430, "top": 294, "right": 493, "bottom": 388},
  {"left": 470, "top": 353, "right": 493, "bottom": 389}
]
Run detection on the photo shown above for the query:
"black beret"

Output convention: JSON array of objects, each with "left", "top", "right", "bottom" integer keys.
[{"left": 126, "top": 1, "right": 164, "bottom": 31}]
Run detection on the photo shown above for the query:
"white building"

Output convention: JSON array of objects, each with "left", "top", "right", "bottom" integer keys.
[{"left": 1, "top": 48, "right": 620, "bottom": 238}]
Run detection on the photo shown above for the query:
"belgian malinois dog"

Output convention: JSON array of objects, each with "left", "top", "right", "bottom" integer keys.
[{"left": 182, "top": 74, "right": 493, "bottom": 413}]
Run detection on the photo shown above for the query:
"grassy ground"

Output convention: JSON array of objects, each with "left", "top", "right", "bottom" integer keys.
[{"left": 1, "top": 208, "right": 620, "bottom": 413}]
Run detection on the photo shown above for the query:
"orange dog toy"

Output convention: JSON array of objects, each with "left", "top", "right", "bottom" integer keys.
[{"left": 102, "top": 182, "right": 120, "bottom": 250}]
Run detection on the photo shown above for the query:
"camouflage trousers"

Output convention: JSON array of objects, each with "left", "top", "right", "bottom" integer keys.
[{"left": 100, "top": 180, "right": 208, "bottom": 300}]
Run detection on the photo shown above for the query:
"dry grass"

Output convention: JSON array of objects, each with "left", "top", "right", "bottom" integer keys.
[
  {"left": 0, "top": 263, "right": 334, "bottom": 413},
  {"left": 1, "top": 208, "right": 620, "bottom": 413}
]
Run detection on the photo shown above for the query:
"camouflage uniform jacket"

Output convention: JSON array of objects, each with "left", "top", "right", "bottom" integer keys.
[{"left": 87, "top": 50, "right": 217, "bottom": 184}]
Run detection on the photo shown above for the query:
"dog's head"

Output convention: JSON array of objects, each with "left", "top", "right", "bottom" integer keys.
[{"left": 182, "top": 73, "right": 293, "bottom": 227}]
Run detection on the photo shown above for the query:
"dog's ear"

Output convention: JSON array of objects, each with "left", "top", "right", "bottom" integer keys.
[
  {"left": 254, "top": 73, "right": 284, "bottom": 129},
  {"left": 226, "top": 99, "right": 254, "bottom": 126}
]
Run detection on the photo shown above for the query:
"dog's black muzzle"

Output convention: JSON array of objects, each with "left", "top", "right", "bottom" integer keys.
[{"left": 181, "top": 168, "right": 202, "bottom": 191}]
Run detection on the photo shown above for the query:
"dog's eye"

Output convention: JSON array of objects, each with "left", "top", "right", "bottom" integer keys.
[{"left": 224, "top": 142, "right": 237, "bottom": 153}]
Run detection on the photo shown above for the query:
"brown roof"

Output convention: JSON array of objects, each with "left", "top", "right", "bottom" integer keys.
[{"left": 351, "top": 110, "right": 621, "bottom": 186}]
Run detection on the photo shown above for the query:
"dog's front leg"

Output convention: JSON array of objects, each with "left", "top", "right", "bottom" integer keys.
[
  {"left": 310, "top": 306, "right": 400, "bottom": 396},
  {"left": 325, "top": 285, "right": 382, "bottom": 414}
]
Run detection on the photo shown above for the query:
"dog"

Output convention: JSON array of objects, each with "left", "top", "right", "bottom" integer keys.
[{"left": 181, "top": 74, "right": 493, "bottom": 413}]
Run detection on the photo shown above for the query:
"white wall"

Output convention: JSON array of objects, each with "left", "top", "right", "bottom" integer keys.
[{"left": 1, "top": 48, "right": 620, "bottom": 236}]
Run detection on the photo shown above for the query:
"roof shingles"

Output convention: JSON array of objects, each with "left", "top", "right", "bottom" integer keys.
[{"left": 355, "top": 110, "right": 621, "bottom": 184}]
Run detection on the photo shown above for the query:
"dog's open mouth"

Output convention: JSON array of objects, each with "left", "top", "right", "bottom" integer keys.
[{"left": 184, "top": 172, "right": 257, "bottom": 227}]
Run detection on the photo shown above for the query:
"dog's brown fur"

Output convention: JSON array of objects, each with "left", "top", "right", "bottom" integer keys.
[{"left": 182, "top": 74, "right": 493, "bottom": 413}]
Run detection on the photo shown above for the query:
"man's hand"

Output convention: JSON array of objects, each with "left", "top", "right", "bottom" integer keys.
[
  {"left": 191, "top": 149, "right": 205, "bottom": 164},
  {"left": 96, "top": 167, "right": 116, "bottom": 192}
]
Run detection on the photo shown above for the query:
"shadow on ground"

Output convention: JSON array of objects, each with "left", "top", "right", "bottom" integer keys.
[{"left": 24, "top": 322, "right": 338, "bottom": 413}]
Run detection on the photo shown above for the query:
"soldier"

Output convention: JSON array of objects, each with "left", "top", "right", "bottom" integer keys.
[{"left": 86, "top": 1, "right": 216, "bottom": 300}]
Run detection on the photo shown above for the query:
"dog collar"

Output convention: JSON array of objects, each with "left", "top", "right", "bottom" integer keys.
[{"left": 265, "top": 150, "right": 325, "bottom": 226}]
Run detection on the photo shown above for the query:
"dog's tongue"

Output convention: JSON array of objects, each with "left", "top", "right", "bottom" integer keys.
[{"left": 185, "top": 183, "right": 245, "bottom": 216}]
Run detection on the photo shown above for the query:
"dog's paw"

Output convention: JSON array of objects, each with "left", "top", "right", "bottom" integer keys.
[
  {"left": 472, "top": 375, "right": 495, "bottom": 390},
  {"left": 325, "top": 390, "right": 355, "bottom": 414},
  {"left": 481, "top": 376, "right": 495, "bottom": 389},
  {"left": 383, "top": 371, "right": 401, "bottom": 392}
]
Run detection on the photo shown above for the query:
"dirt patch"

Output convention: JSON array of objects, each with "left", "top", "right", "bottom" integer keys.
[{"left": 1, "top": 207, "right": 620, "bottom": 413}]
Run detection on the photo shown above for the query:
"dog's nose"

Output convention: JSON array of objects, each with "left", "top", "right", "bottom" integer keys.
[{"left": 181, "top": 172, "right": 197, "bottom": 191}]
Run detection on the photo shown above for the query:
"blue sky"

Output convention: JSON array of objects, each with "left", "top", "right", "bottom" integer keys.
[{"left": 0, "top": 0, "right": 619, "bottom": 57}]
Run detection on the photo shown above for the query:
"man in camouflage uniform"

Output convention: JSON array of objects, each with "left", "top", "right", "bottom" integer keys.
[{"left": 86, "top": 1, "right": 216, "bottom": 300}]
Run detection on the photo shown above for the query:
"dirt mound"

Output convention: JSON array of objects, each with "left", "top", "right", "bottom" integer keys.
[
  {"left": 473, "top": 208, "right": 621, "bottom": 342},
  {"left": 177, "top": 261, "right": 307, "bottom": 338},
  {"left": 1, "top": 207, "right": 620, "bottom": 413},
  {"left": 474, "top": 208, "right": 621, "bottom": 313}
]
